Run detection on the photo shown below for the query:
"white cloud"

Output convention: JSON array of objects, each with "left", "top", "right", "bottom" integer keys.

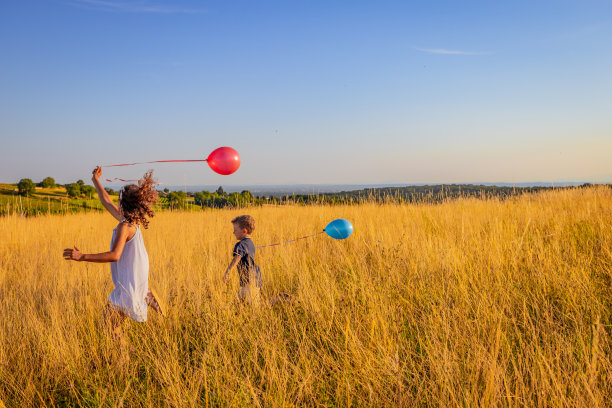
[{"left": 71, "top": 0, "right": 204, "bottom": 14}]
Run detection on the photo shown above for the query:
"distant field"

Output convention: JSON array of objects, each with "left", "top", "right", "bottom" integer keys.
[
  {"left": 0, "top": 187, "right": 610, "bottom": 406},
  {"left": 0, "top": 184, "right": 200, "bottom": 216},
  {"left": 0, "top": 184, "right": 106, "bottom": 216}
]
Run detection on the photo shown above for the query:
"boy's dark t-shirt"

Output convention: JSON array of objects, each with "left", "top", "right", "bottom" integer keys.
[{"left": 233, "top": 237, "right": 261, "bottom": 287}]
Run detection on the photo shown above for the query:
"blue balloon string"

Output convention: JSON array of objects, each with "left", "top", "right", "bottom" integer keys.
[{"left": 256, "top": 231, "right": 325, "bottom": 249}]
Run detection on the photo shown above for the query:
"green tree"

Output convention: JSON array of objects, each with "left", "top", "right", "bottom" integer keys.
[
  {"left": 193, "top": 191, "right": 213, "bottom": 206},
  {"left": 241, "top": 190, "right": 253, "bottom": 201},
  {"left": 211, "top": 197, "right": 229, "bottom": 208},
  {"left": 81, "top": 185, "right": 96, "bottom": 198},
  {"left": 40, "top": 177, "right": 55, "bottom": 188},
  {"left": 228, "top": 192, "right": 243, "bottom": 206},
  {"left": 17, "top": 179, "right": 36, "bottom": 196},
  {"left": 65, "top": 183, "right": 81, "bottom": 198},
  {"left": 76, "top": 180, "right": 85, "bottom": 186},
  {"left": 216, "top": 186, "right": 226, "bottom": 196},
  {"left": 167, "top": 191, "right": 187, "bottom": 209},
  {"left": 104, "top": 187, "right": 116, "bottom": 195}
]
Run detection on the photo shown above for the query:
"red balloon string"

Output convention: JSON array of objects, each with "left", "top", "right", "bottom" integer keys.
[
  {"left": 102, "top": 159, "right": 207, "bottom": 168},
  {"left": 102, "top": 177, "right": 139, "bottom": 182},
  {"left": 101, "top": 159, "right": 207, "bottom": 182}
]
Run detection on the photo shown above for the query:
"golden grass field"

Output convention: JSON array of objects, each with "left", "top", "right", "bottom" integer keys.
[{"left": 0, "top": 187, "right": 611, "bottom": 407}]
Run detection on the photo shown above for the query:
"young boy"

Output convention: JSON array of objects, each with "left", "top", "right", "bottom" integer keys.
[{"left": 223, "top": 215, "right": 261, "bottom": 303}]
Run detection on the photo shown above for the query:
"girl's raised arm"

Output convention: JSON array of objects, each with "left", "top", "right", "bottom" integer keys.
[{"left": 92, "top": 166, "right": 122, "bottom": 221}]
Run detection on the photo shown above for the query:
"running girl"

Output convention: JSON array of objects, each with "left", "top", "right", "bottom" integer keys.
[{"left": 63, "top": 166, "right": 164, "bottom": 337}]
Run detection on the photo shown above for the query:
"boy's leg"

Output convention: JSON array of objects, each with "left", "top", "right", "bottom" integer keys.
[
  {"left": 145, "top": 287, "right": 166, "bottom": 317},
  {"left": 251, "top": 285, "right": 261, "bottom": 307},
  {"left": 238, "top": 283, "right": 260, "bottom": 306},
  {"left": 238, "top": 285, "right": 248, "bottom": 302}
]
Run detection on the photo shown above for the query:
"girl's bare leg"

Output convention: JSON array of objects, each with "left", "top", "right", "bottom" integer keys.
[
  {"left": 145, "top": 288, "right": 165, "bottom": 317},
  {"left": 103, "top": 303, "right": 127, "bottom": 340},
  {"left": 102, "top": 304, "right": 132, "bottom": 366}
]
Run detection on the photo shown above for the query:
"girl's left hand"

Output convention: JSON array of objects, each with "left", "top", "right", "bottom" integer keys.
[{"left": 63, "top": 246, "right": 84, "bottom": 261}]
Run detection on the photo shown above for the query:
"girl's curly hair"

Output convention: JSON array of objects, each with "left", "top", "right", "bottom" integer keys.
[{"left": 118, "top": 170, "right": 158, "bottom": 229}]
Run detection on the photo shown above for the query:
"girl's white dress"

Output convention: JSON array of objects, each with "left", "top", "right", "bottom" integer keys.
[{"left": 108, "top": 222, "right": 149, "bottom": 322}]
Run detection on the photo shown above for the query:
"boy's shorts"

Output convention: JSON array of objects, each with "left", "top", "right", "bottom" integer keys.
[{"left": 238, "top": 283, "right": 261, "bottom": 305}]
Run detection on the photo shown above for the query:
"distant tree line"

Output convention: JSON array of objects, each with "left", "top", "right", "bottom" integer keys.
[
  {"left": 151, "top": 183, "right": 612, "bottom": 209},
  {"left": 64, "top": 180, "right": 96, "bottom": 198},
  {"left": 155, "top": 184, "right": 587, "bottom": 209},
  {"left": 16, "top": 176, "right": 96, "bottom": 198},
  {"left": 157, "top": 186, "right": 257, "bottom": 209},
  {"left": 11, "top": 178, "right": 609, "bottom": 209},
  {"left": 16, "top": 177, "right": 58, "bottom": 196},
  {"left": 272, "top": 184, "right": 549, "bottom": 205},
  {"left": 271, "top": 184, "right": 608, "bottom": 205}
]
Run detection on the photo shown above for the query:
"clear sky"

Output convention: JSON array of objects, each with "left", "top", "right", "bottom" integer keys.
[{"left": 1, "top": 0, "right": 610, "bottom": 186}]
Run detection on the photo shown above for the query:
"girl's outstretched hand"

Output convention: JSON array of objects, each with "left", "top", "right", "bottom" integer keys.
[
  {"left": 63, "top": 246, "right": 84, "bottom": 261},
  {"left": 92, "top": 166, "right": 102, "bottom": 181}
]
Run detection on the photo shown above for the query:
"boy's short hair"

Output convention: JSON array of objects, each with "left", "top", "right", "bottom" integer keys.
[{"left": 232, "top": 215, "right": 255, "bottom": 234}]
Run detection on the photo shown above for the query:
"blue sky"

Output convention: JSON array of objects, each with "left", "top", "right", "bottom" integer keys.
[{"left": 1, "top": 0, "right": 610, "bottom": 186}]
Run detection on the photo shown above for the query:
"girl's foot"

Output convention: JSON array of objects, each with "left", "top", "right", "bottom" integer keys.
[{"left": 146, "top": 288, "right": 166, "bottom": 318}]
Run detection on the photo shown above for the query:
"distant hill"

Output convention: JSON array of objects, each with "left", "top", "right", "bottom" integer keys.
[
  {"left": 159, "top": 181, "right": 597, "bottom": 198},
  {"left": 260, "top": 183, "right": 610, "bottom": 203},
  {"left": 2, "top": 180, "right": 609, "bottom": 216}
]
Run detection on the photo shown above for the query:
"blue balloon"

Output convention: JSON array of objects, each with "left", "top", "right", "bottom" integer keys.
[{"left": 324, "top": 219, "right": 354, "bottom": 240}]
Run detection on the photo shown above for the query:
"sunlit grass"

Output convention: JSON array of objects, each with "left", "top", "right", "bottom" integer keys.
[{"left": 0, "top": 187, "right": 610, "bottom": 406}]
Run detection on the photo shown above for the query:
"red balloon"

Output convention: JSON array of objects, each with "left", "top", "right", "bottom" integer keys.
[{"left": 206, "top": 147, "right": 241, "bottom": 175}]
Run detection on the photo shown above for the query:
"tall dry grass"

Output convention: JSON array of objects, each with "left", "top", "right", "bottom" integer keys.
[{"left": 0, "top": 187, "right": 611, "bottom": 407}]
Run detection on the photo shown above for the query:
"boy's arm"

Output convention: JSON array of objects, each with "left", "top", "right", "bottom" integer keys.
[
  {"left": 223, "top": 255, "right": 241, "bottom": 284},
  {"left": 92, "top": 166, "right": 122, "bottom": 221},
  {"left": 63, "top": 223, "right": 130, "bottom": 263}
]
